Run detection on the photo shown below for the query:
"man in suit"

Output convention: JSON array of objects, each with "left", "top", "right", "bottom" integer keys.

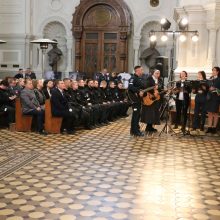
[
  {"left": 24, "top": 68, "right": 36, "bottom": 79},
  {"left": 14, "top": 69, "right": 24, "bottom": 79},
  {"left": 50, "top": 80, "right": 75, "bottom": 134},
  {"left": 20, "top": 79, "right": 47, "bottom": 135}
]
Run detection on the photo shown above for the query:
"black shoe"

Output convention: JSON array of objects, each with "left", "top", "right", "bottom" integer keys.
[
  {"left": 173, "top": 125, "right": 178, "bottom": 129},
  {"left": 132, "top": 132, "right": 144, "bottom": 137},
  {"left": 152, "top": 128, "right": 158, "bottom": 132},
  {"left": 39, "top": 130, "right": 48, "bottom": 135},
  {"left": 200, "top": 125, "right": 204, "bottom": 131},
  {"left": 67, "top": 130, "right": 75, "bottom": 135},
  {"left": 211, "top": 127, "right": 216, "bottom": 134},
  {"left": 85, "top": 126, "right": 94, "bottom": 130},
  {"left": 181, "top": 127, "right": 186, "bottom": 133},
  {"left": 206, "top": 127, "right": 212, "bottom": 133}
]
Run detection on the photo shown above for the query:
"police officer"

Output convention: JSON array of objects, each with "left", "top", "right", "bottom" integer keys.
[
  {"left": 69, "top": 81, "right": 93, "bottom": 129},
  {"left": 128, "top": 66, "right": 145, "bottom": 136},
  {"left": 78, "top": 79, "right": 100, "bottom": 127}
]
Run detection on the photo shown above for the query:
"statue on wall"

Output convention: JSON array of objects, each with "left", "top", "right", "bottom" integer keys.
[{"left": 47, "top": 39, "right": 63, "bottom": 72}]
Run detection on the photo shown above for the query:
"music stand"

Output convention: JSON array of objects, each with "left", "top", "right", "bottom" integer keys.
[{"left": 159, "top": 92, "right": 177, "bottom": 136}]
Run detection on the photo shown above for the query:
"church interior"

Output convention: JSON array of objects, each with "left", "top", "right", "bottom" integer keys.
[{"left": 0, "top": 0, "right": 220, "bottom": 219}]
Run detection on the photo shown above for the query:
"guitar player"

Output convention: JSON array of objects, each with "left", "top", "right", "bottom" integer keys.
[
  {"left": 141, "top": 69, "right": 163, "bottom": 132},
  {"left": 128, "top": 66, "right": 145, "bottom": 137}
]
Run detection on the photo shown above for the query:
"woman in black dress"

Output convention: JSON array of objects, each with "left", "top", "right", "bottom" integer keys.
[
  {"left": 192, "top": 71, "right": 208, "bottom": 131},
  {"left": 141, "top": 70, "right": 162, "bottom": 132},
  {"left": 206, "top": 67, "right": 220, "bottom": 134}
]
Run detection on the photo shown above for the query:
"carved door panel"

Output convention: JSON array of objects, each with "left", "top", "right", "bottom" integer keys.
[
  {"left": 73, "top": 1, "right": 131, "bottom": 78},
  {"left": 84, "top": 43, "right": 98, "bottom": 74},
  {"left": 83, "top": 32, "right": 118, "bottom": 76},
  {"left": 103, "top": 43, "right": 117, "bottom": 72}
]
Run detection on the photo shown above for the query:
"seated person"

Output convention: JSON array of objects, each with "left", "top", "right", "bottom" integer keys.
[
  {"left": 50, "top": 80, "right": 76, "bottom": 134},
  {"left": 33, "top": 79, "right": 46, "bottom": 110},
  {"left": 42, "top": 80, "right": 54, "bottom": 99},
  {"left": 69, "top": 81, "right": 93, "bottom": 129},
  {"left": 0, "top": 80, "right": 16, "bottom": 127},
  {"left": 20, "top": 79, "right": 47, "bottom": 135},
  {"left": 14, "top": 78, "right": 25, "bottom": 97}
]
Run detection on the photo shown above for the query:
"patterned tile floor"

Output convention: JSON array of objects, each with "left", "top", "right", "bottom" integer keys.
[{"left": 0, "top": 117, "right": 220, "bottom": 220}]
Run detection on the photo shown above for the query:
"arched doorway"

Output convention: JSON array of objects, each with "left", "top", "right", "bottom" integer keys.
[{"left": 72, "top": 0, "right": 131, "bottom": 77}]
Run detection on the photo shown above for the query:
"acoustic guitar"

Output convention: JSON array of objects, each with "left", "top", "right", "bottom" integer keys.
[
  {"left": 143, "top": 88, "right": 172, "bottom": 106},
  {"left": 127, "top": 86, "right": 155, "bottom": 104}
]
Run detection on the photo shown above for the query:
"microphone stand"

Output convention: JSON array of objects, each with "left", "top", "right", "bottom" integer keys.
[{"left": 159, "top": 90, "right": 177, "bottom": 136}]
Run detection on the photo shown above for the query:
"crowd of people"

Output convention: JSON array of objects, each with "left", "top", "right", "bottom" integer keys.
[
  {"left": 0, "top": 66, "right": 220, "bottom": 136},
  {"left": 128, "top": 66, "right": 220, "bottom": 136},
  {"left": 0, "top": 69, "right": 129, "bottom": 135}
]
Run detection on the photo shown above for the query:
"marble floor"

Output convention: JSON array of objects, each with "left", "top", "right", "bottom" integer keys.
[{"left": 0, "top": 117, "right": 220, "bottom": 220}]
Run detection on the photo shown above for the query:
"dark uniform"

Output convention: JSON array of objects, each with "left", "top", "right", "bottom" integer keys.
[
  {"left": 69, "top": 88, "right": 93, "bottom": 129},
  {"left": 174, "top": 81, "right": 191, "bottom": 130},
  {"left": 192, "top": 80, "right": 209, "bottom": 130},
  {"left": 0, "top": 88, "right": 15, "bottom": 126},
  {"left": 78, "top": 86, "right": 100, "bottom": 126},
  {"left": 206, "top": 77, "right": 220, "bottom": 113},
  {"left": 116, "top": 88, "right": 129, "bottom": 117},
  {"left": 128, "top": 74, "right": 145, "bottom": 136}
]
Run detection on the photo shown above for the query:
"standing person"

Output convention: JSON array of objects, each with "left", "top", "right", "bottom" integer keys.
[
  {"left": 14, "top": 69, "right": 24, "bottom": 79},
  {"left": 24, "top": 68, "right": 36, "bottom": 79},
  {"left": 173, "top": 71, "right": 191, "bottom": 132},
  {"left": 206, "top": 67, "right": 220, "bottom": 134},
  {"left": 192, "top": 71, "right": 208, "bottom": 132},
  {"left": 128, "top": 66, "right": 145, "bottom": 137},
  {"left": 141, "top": 70, "right": 161, "bottom": 132}
]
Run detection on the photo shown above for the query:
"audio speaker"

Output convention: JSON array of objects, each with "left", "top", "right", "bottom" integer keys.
[{"left": 155, "top": 56, "right": 169, "bottom": 78}]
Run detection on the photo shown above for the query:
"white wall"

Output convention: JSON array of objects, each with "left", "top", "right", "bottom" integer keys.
[{"left": 0, "top": 0, "right": 219, "bottom": 79}]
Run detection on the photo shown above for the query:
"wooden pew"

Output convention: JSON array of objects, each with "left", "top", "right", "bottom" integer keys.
[
  {"left": 45, "top": 99, "right": 62, "bottom": 134},
  {"left": 15, "top": 98, "right": 32, "bottom": 132}
]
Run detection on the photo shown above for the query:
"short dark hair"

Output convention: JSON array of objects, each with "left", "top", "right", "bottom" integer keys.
[
  {"left": 0, "top": 80, "right": 9, "bottom": 87},
  {"left": 134, "top": 66, "right": 141, "bottom": 71},
  {"left": 24, "top": 79, "right": 32, "bottom": 85},
  {"left": 87, "top": 79, "right": 93, "bottom": 84},
  {"left": 63, "top": 78, "right": 70, "bottom": 82}
]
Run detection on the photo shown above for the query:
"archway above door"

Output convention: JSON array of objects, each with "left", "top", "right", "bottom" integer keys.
[{"left": 72, "top": 0, "right": 132, "bottom": 77}]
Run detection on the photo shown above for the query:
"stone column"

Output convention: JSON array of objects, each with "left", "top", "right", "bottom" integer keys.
[
  {"left": 207, "top": 28, "right": 217, "bottom": 67},
  {"left": 133, "top": 35, "right": 141, "bottom": 66},
  {"left": 65, "top": 36, "right": 73, "bottom": 77}
]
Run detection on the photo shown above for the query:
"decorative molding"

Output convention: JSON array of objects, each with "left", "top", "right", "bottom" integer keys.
[
  {"left": 38, "top": 16, "right": 71, "bottom": 37},
  {"left": 0, "top": 50, "right": 21, "bottom": 64},
  {"left": 49, "top": 0, "right": 63, "bottom": 11},
  {"left": 72, "top": 0, "right": 132, "bottom": 36}
]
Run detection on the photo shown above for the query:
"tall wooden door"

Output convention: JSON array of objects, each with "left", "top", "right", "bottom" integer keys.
[
  {"left": 72, "top": 0, "right": 131, "bottom": 78},
  {"left": 83, "top": 32, "right": 118, "bottom": 75}
]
